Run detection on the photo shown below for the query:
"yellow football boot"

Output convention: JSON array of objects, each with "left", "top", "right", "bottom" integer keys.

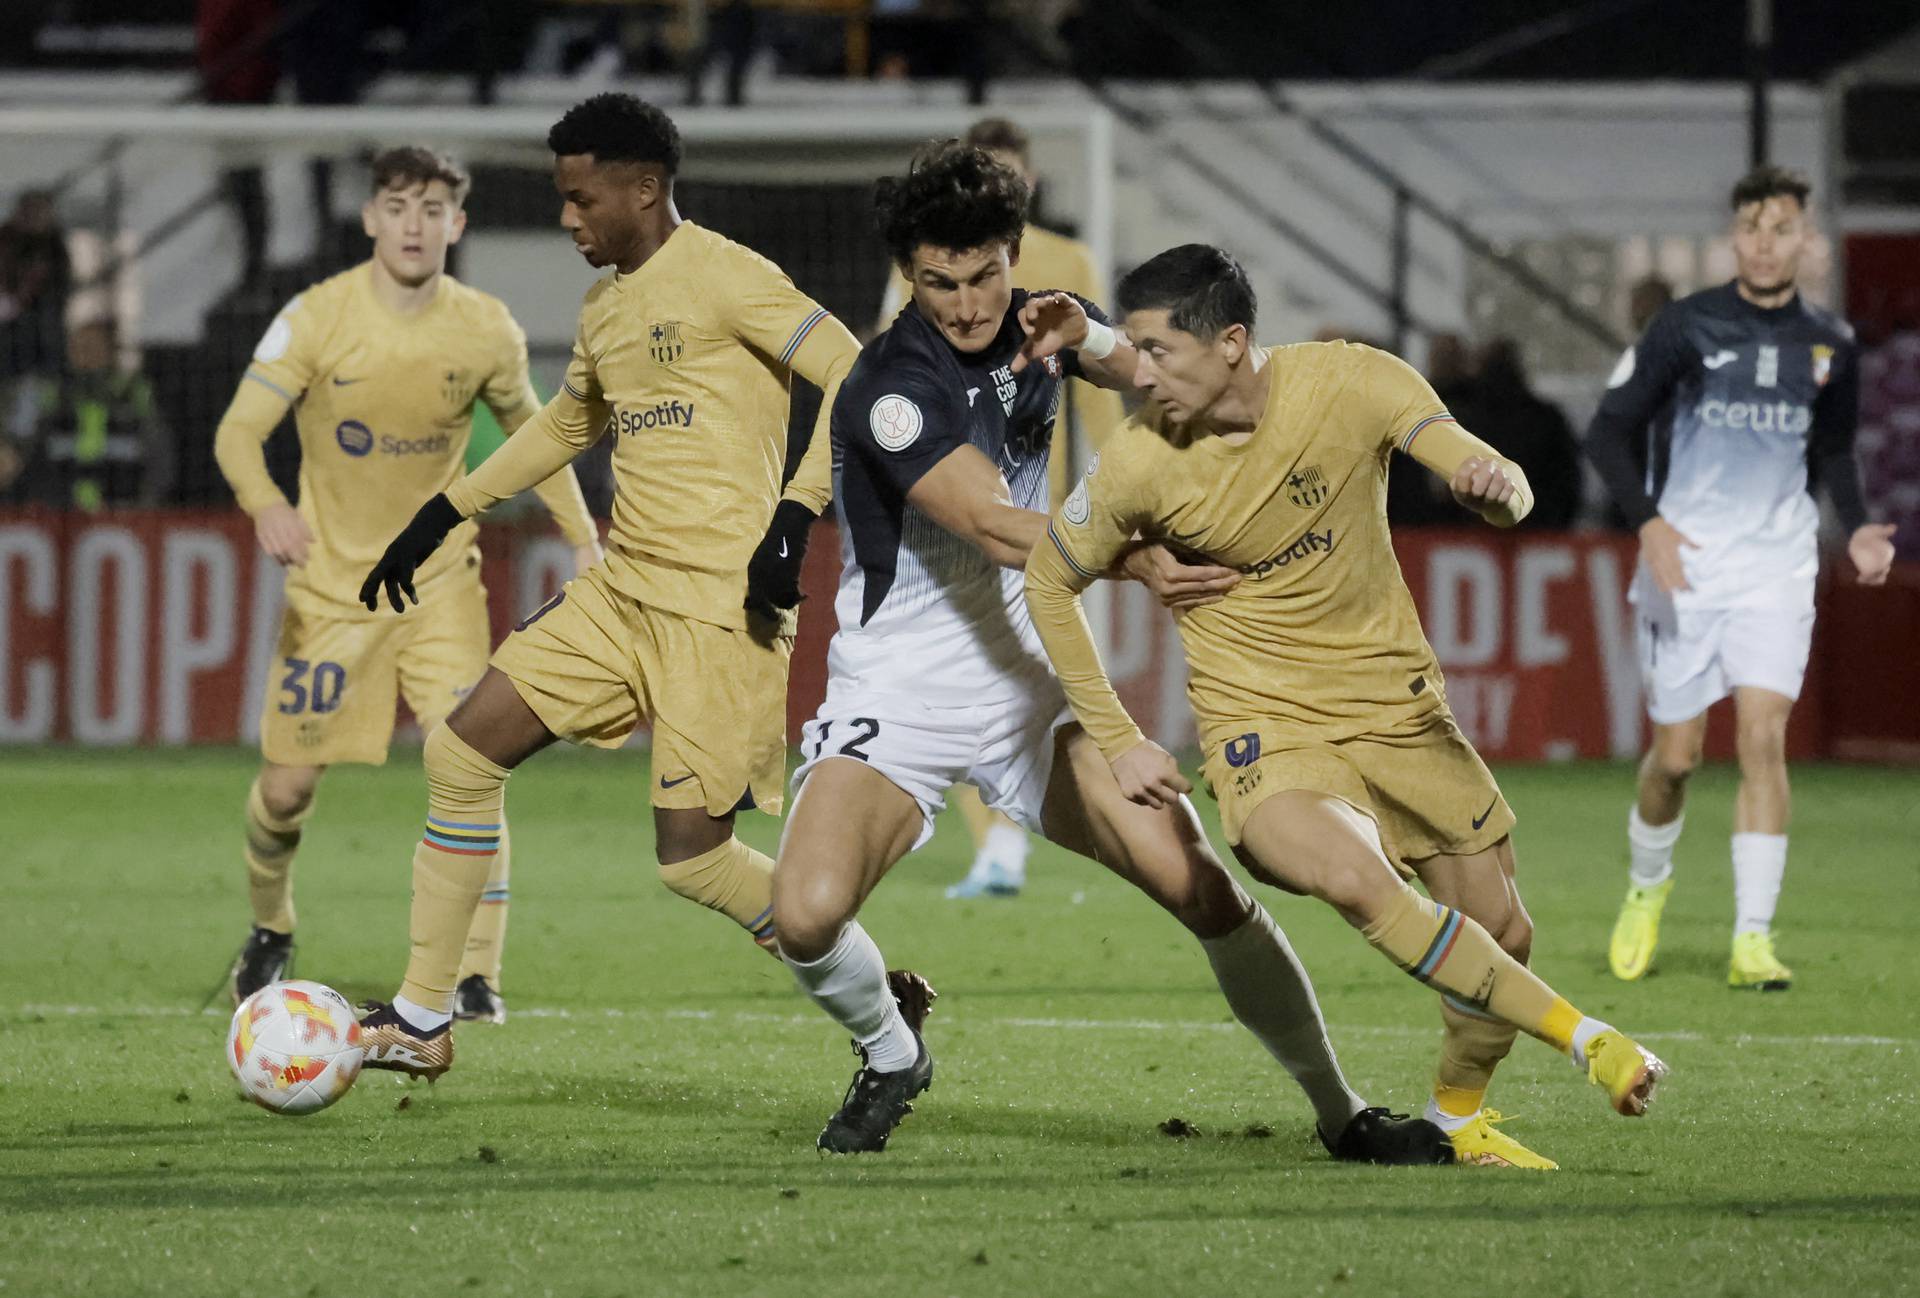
[
  {"left": 1585, "top": 1030, "right": 1667, "bottom": 1116},
  {"left": 1447, "top": 1109, "right": 1558, "bottom": 1170},
  {"left": 1729, "top": 930, "right": 1793, "bottom": 991},
  {"left": 1608, "top": 878, "right": 1672, "bottom": 981}
]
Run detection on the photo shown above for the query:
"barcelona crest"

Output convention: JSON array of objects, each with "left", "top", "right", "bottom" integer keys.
[
  {"left": 649, "top": 320, "right": 684, "bottom": 366},
  {"left": 441, "top": 369, "right": 470, "bottom": 408},
  {"left": 1287, "top": 464, "right": 1328, "bottom": 509}
]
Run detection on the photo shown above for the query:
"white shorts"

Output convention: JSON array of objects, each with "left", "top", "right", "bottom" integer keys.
[
  {"left": 791, "top": 679, "right": 1075, "bottom": 851},
  {"left": 1636, "top": 601, "right": 1815, "bottom": 725}
]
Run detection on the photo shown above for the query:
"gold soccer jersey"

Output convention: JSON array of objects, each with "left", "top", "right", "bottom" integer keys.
[
  {"left": 446, "top": 221, "right": 857, "bottom": 632},
  {"left": 1026, "top": 341, "right": 1532, "bottom": 762},
  {"left": 214, "top": 262, "right": 597, "bottom": 618}
]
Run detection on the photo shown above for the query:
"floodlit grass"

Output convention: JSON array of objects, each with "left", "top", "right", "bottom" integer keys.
[{"left": 4, "top": 747, "right": 1917, "bottom": 1296}]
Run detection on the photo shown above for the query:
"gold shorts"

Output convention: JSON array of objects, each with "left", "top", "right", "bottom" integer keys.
[
  {"left": 491, "top": 565, "right": 791, "bottom": 818},
  {"left": 260, "top": 572, "right": 489, "bottom": 767},
  {"left": 1204, "top": 707, "right": 1515, "bottom": 867}
]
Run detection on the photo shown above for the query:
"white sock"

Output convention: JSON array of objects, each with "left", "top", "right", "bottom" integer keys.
[
  {"left": 1731, "top": 832, "right": 1788, "bottom": 935},
  {"left": 392, "top": 993, "right": 452, "bottom": 1032},
  {"left": 784, "top": 921, "right": 917, "bottom": 1072},
  {"left": 1423, "top": 1098, "right": 1477, "bottom": 1134},
  {"left": 1201, "top": 904, "right": 1365, "bottom": 1137},
  {"left": 975, "top": 821, "right": 1030, "bottom": 882},
  {"left": 1569, "top": 1016, "right": 1612, "bottom": 1071},
  {"left": 1628, "top": 806, "right": 1683, "bottom": 888}
]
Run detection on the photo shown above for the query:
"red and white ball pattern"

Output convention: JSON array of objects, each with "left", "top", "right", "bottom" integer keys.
[{"left": 227, "top": 980, "right": 364, "bottom": 1115}]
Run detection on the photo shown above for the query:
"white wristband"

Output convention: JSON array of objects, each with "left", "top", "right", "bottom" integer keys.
[{"left": 1077, "top": 319, "right": 1118, "bottom": 361}]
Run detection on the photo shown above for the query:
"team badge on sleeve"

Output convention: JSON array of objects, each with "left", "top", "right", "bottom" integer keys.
[
  {"left": 1063, "top": 478, "right": 1090, "bottom": 526},
  {"left": 253, "top": 297, "right": 301, "bottom": 363},
  {"left": 1812, "top": 344, "right": 1833, "bottom": 387},
  {"left": 870, "top": 394, "right": 922, "bottom": 451},
  {"left": 1606, "top": 345, "right": 1635, "bottom": 389}
]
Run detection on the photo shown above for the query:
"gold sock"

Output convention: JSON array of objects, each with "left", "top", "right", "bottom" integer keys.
[
  {"left": 399, "top": 727, "right": 509, "bottom": 1012},
  {"left": 1434, "top": 992, "right": 1520, "bottom": 1117},
  {"left": 456, "top": 823, "right": 510, "bottom": 989},
  {"left": 1361, "top": 884, "right": 1582, "bottom": 1054},
  {"left": 244, "top": 777, "right": 313, "bottom": 934},
  {"left": 659, "top": 838, "right": 777, "bottom": 951}
]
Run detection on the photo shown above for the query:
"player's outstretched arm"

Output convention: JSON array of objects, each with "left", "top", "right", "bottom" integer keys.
[
  {"left": 449, "top": 384, "right": 605, "bottom": 524},
  {"left": 906, "top": 444, "right": 1050, "bottom": 569},
  {"left": 484, "top": 378, "right": 601, "bottom": 574},
  {"left": 1025, "top": 528, "right": 1177, "bottom": 803},
  {"left": 1403, "top": 418, "right": 1535, "bottom": 528},
  {"left": 1011, "top": 292, "right": 1138, "bottom": 392}
]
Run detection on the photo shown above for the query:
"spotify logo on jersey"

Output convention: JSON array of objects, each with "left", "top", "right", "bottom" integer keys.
[{"left": 335, "top": 420, "right": 374, "bottom": 457}]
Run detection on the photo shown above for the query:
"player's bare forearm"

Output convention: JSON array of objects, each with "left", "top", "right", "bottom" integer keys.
[
  {"left": 1076, "top": 340, "right": 1142, "bottom": 393},
  {"left": 907, "top": 443, "right": 1049, "bottom": 569}
]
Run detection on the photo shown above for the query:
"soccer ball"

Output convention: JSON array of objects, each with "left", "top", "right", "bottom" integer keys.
[{"left": 226, "top": 980, "right": 364, "bottom": 1115}]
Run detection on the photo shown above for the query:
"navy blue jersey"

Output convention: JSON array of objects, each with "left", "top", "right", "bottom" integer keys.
[
  {"left": 824, "top": 288, "right": 1105, "bottom": 702},
  {"left": 1586, "top": 281, "right": 1864, "bottom": 606}
]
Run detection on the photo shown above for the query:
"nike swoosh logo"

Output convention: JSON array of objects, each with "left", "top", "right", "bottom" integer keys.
[
  {"left": 1471, "top": 799, "right": 1499, "bottom": 830},
  {"left": 1702, "top": 350, "right": 1738, "bottom": 370},
  {"left": 332, "top": 376, "right": 365, "bottom": 386},
  {"left": 778, "top": 538, "right": 789, "bottom": 559},
  {"left": 660, "top": 773, "right": 696, "bottom": 789}
]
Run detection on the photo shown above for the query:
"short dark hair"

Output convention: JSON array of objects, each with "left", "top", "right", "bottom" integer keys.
[
  {"left": 370, "top": 146, "right": 470, "bottom": 205},
  {"left": 1730, "top": 164, "right": 1810, "bottom": 211},
  {"left": 874, "top": 140, "right": 1028, "bottom": 267},
  {"left": 547, "top": 93, "right": 682, "bottom": 173},
  {"left": 964, "top": 117, "right": 1031, "bottom": 166},
  {"left": 1116, "top": 244, "right": 1257, "bottom": 339}
]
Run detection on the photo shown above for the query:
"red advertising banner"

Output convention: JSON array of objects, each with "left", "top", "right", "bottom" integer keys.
[{"left": 1, "top": 510, "right": 1905, "bottom": 761}]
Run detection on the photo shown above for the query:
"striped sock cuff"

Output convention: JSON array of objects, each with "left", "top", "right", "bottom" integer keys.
[
  {"left": 422, "top": 815, "right": 502, "bottom": 856},
  {"left": 1411, "top": 906, "right": 1466, "bottom": 983}
]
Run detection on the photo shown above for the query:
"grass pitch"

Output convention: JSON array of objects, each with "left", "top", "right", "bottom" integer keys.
[{"left": 3, "top": 747, "right": 1918, "bottom": 1297}]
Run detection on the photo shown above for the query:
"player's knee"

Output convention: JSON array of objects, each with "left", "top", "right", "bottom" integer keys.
[
  {"left": 257, "top": 767, "right": 319, "bottom": 821},
  {"left": 1315, "top": 857, "right": 1389, "bottom": 920},
  {"left": 653, "top": 808, "right": 731, "bottom": 867},
  {"left": 1498, "top": 908, "right": 1535, "bottom": 964},
  {"left": 770, "top": 867, "right": 855, "bottom": 961},
  {"left": 1168, "top": 861, "right": 1254, "bottom": 939},
  {"left": 1734, "top": 714, "right": 1788, "bottom": 770},
  {"left": 1645, "top": 743, "right": 1700, "bottom": 786}
]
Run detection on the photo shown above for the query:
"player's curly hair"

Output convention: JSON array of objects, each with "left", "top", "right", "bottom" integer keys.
[
  {"left": 1116, "top": 244, "right": 1257, "bottom": 340},
  {"left": 1730, "top": 164, "right": 1810, "bottom": 211},
  {"left": 874, "top": 140, "right": 1028, "bottom": 267},
  {"left": 547, "top": 93, "right": 682, "bottom": 173},
  {"left": 370, "top": 146, "right": 470, "bottom": 205}
]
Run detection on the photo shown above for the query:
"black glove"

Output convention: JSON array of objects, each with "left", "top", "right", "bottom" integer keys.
[
  {"left": 744, "top": 498, "right": 817, "bottom": 621},
  {"left": 359, "top": 493, "right": 463, "bottom": 612}
]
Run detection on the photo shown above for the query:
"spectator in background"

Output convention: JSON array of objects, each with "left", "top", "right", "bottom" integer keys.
[
  {"left": 1, "top": 320, "right": 172, "bottom": 510},
  {"left": 0, "top": 190, "right": 70, "bottom": 379},
  {"left": 1629, "top": 273, "right": 1675, "bottom": 333},
  {"left": 1468, "top": 337, "right": 1582, "bottom": 530},
  {"left": 1599, "top": 274, "right": 1679, "bottom": 530},
  {"left": 196, "top": 0, "right": 280, "bottom": 285}
]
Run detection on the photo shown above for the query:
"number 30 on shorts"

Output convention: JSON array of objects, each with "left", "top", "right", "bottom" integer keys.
[
  {"left": 278, "top": 657, "right": 346, "bottom": 715},
  {"left": 812, "top": 717, "right": 880, "bottom": 761}
]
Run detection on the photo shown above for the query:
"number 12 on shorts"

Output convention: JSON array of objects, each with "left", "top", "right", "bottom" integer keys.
[
  {"left": 278, "top": 658, "right": 346, "bottom": 715},
  {"left": 813, "top": 717, "right": 880, "bottom": 762}
]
